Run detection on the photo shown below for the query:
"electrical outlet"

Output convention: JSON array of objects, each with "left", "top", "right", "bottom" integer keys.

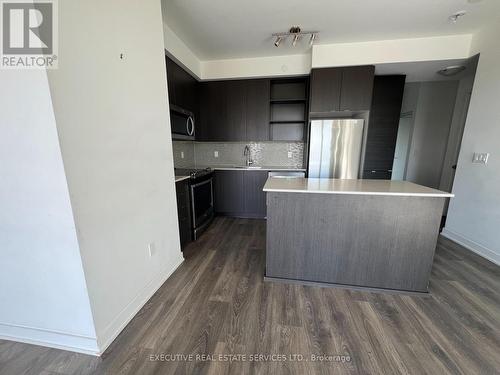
[
  {"left": 287, "top": 151, "right": 293, "bottom": 159},
  {"left": 472, "top": 152, "right": 490, "bottom": 164},
  {"left": 148, "top": 242, "right": 156, "bottom": 257},
  {"left": 214, "top": 151, "right": 219, "bottom": 158},
  {"left": 180, "top": 151, "right": 185, "bottom": 159}
]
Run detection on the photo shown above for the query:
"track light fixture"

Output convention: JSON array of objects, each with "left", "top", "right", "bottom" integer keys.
[{"left": 272, "top": 26, "right": 318, "bottom": 48}]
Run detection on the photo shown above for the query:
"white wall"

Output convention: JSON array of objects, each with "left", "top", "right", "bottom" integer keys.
[
  {"left": 0, "top": 70, "right": 97, "bottom": 353},
  {"left": 443, "top": 22, "right": 500, "bottom": 265},
  {"left": 405, "top": 81, "right": 459, "bottom": 189},
  {"left": 439, "top": 58, "right": 478, "bottom": 193},
  {"left": 163, "top": 22, "right": 202, "bottom": 79},
  {"left": 391, "top": 83, "right": 420, "bottom": 180},
  {"left": 47, "top": 0, "right": 184, "bottom": 353},
  {"left": 312, "top": 34, "right": 472, "bottom": 69},
  {"left": 162, "top": 24, "right": 472, "bottom": 81},
  {"left": 201, "top": 54, "right": 311, "bottom": 80},
  {"left": 391, "top": 118, "right": 412, "bottom": 181}
]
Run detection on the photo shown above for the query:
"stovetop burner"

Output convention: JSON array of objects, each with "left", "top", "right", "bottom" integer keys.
[{"left": 175, "top": 167, "right": 213, "bottom": 180}]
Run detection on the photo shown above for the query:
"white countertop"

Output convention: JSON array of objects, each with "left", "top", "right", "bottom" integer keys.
[
  {"left": 198, "top": 165, "right": 306, "bottom": 171},
  {"left": 263, "top": 178, "right": 454, "bottom": 197},
  {"left": 175, "top": 176, "right": 190, "bottom": 183}
]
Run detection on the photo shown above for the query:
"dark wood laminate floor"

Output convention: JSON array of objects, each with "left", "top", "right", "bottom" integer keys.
[{"left": 1, "top": 217, "right": 500, "bottom": 375}]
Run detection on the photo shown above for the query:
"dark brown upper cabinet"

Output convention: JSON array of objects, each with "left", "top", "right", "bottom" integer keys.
[
  {"left": 199, "top": 81, "right": 227, "bottom": 141},
  {"left": 340, "top": 66, "right": 375, "bottom": 111},
  {"left": 225, "top": 81, "right": 247, "bottom": 141},
  {"left": 363, "top": 75, "right": 406, "bottom": 179},
  {"left": 165, "top": 56, "right": 198, "bottom": 115},
  {"left": 199, "top": 79, "right": 271, "bottom": 142},
  {"left": 246, "top": 79, "right": 271, "bottom": 141},
  {"left": 309, "top": 68, "right": 342, "bottom": 113},
  {"left": 309, "top": 65, "right": 375, "bottom": 113}
]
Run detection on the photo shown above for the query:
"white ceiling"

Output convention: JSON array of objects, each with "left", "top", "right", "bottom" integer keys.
[
  {"left": 162, "top": 0, "right": 500, "bottom": 61},
  {"left": 375, "top": 58, "right": 473, "bottom": 82}
]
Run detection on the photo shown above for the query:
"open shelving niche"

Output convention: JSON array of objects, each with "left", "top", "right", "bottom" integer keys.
[{"left": 269, "top": 78, "right": 308, "bottom": 142}]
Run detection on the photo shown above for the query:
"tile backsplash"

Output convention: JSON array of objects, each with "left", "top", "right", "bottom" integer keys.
[
  {"left": 172, "top": 141, "right": 195, "bottom": 168},
  {"left": 172, "top": 141, "right": 304, "bottom": 169}
]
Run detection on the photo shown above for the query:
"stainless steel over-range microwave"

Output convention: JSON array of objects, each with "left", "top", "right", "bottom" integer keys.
[{"left": 170, "top": 104, "right": 195, "bottom": 140}]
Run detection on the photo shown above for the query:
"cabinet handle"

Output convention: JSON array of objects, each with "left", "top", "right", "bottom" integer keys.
[{"left": 187, "top": 116, "right": 195, "bottom": 136}]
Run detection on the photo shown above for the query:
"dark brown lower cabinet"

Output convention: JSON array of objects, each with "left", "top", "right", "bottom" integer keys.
[
  {"left": 214, "top": 170, "right": 268, "bottom": 218},
  {"left": 362, "top": 169, "right": 393, "bottom": 180},
  {"left": 175, "top": 179, "right": 192, "bottom": 249},
  {"left": 214, "top": 170, "right": 245, "bottom": 215},
  {"left": 244, "top": 171, "right": 268, "bottom": 218}
]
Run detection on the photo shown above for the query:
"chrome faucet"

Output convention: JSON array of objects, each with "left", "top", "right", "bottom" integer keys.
[{"left": 244, "top": 145, "right": 253, "bottom": 166}]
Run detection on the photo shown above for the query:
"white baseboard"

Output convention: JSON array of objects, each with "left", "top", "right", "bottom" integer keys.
[
  {"left": 0, "top": 257, "right": 184, "bottom": 357},
  {"left": 95, "top": 256, "right": 184, "bottom": 355},
  {"left": 0, "top": 322, "right": 99, "bottom": 355},
  {"left": 441, "top": 227, "right": 500, "bottom": 266}
]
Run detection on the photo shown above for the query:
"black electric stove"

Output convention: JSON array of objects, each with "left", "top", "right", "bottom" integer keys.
[
  {"left": 175, "top": 167, "right": 213, "bottom": 181},
  {"left": 175, "top": 168, "right": 214, "bottom": 240}
]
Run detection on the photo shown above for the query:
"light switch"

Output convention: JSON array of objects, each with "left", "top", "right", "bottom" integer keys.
[
  {"left": 287, "top": 152, "right": 293, "bottom": 159},
  {"left": 214, "top": 151, "right": 219, "bottom": 158},
  {"left": 472, "top": 152, "right": 489, "bottom": 164},
  {"left": 180, "top": 151, "right": 185, "bottom": 159}
]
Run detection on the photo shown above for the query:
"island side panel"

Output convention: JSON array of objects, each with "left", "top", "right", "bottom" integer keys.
[{"left": 265, "top": 192, "right": 445, "bottom": 292}]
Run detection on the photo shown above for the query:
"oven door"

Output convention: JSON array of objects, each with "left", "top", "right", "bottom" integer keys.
[{"left": 190, "top": 177, "right": 214, "bottom": 232}]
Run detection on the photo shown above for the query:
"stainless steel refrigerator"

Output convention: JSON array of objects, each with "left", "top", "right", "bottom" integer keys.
[{"left": 308, "top": 119, "right": 365, "bottom": 179}]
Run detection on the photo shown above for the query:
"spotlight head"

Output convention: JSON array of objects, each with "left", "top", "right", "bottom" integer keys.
[
  {"left": 292, "top": 34, "right": 299, "bottom": 47},
  {"left": 274, "top": 36, "right": 283, "bottom": 47},
  {"left": 309, "top": 33, "right": 316, "bottom": 46}
]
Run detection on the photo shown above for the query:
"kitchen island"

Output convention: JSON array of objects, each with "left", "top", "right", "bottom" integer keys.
[{"left": 263, "top": 178, "right": 454, "bottom": 294}]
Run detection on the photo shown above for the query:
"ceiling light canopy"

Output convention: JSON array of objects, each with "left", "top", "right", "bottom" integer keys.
[
  {"left": 437, "top": 65, "right": 467, "bottom": 76},
  {"left": 449, "top": 11, "right": 467, "bottom": 23},
  {"left": 273, "top": 26, "right": 318, "bottom": 48}
]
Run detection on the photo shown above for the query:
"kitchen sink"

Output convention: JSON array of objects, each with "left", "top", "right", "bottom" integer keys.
[{"left": 232, "top": 165, "right": 262, "bottom": 169}]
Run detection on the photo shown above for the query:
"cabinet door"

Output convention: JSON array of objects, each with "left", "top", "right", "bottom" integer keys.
[
  {"left": 178, "top": 74, "right": 198, "bottom": 117},
  {"left": 309, "top": 68, "right": 342, "bottom": 112},
  {"left": 166, "top": 56, "right": 178, "bottom": 105},
  {"left": 246, "top": 79, "right": 270, "bottom": 141},
  {"left": 225, "top": 81, "right": 247, "bottom": 141},
  {"left": 244, "top": 171, "right": 268, "bottom": 218},
  {"left": 363, "top": 170, "right": 393, "bottom": 180},
  {"left": 340, "top": 66, "right": 375, "bottom": 111},
  {"left": 214, "top": 171, "right": 245, "bottom": 214},
  {"left": 166, "top": 56, "right": 198, "bottom": 113},
  {"left": 175, "top": 180, "right": 192, "bottom": 248},
  {"left": 364, "top": 75, "right": 406, "bottom": 177},
  {"left": 199, "top": 81, "right": 227, "bottom": 141}
]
